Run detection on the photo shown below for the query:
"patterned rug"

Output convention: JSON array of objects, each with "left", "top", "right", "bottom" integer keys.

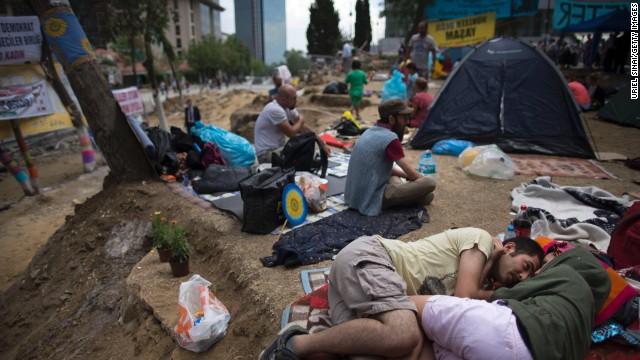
[
  {"left": 280, "top": 269, "right": 639, "bottom": 359},
  {"left": 511, "top": 155, "right": 617, "bottom": 180}
]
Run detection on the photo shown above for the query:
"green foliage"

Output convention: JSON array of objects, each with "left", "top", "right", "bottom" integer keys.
[
  {"left": 186, "top": 35, "right": 224, "bottom": 78},
  {"left": 169, "top": 225, "right": 190, "bottom": 263},
  {"left": 381, "top": 0, "right": 433, "bottom": 44},
  {"left": 223, "top": 35, "right": 252, "bottom": 77},
  {"left": 150, "top": 211, "right": 171, "bottom": 249},
  {"left": 307, "top": 0, "right": 341, "bottom": 55},
  {"left": 285, "top": 50, "right": 310, "bottom": 76},
  {"left": 354, "top": 0, "right": 372, "bottom": 51},
  {"left": 250, "top": 59, "right": 267, "bottom": 76}
]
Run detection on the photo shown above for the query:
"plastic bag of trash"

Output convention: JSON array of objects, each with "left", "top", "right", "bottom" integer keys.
[
  {"left": 458, "top": 144, "right": 515, "bottom": 180},
  {"left": 295, "top": 172, "right": 328, "bottom": 213},
  {"left": 174, "top": 274, "right": 231, "bottom": 353},
  {"left": 381, "top": 69, "right": 406, "bottom": 102}
]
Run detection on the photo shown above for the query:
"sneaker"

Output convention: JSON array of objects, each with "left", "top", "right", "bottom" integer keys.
[{"left": 258, "top": 323, "right": 308, "bottom": 360}]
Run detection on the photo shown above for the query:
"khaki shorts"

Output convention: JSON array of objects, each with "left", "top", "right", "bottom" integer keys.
[{"left": 328, "top": 235, "right": 416, "bottom": 325}]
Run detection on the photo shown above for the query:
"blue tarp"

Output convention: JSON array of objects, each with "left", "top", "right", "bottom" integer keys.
[{"left": 562, "top": 10, "right": 631, "bottom": 33}]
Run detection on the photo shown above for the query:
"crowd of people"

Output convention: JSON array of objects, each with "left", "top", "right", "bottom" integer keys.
[{"left": 543, "top": 32, "right": 631, "bottom": 73}]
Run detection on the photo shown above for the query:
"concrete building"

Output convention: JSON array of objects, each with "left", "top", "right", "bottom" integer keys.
[
  {"left": 234, "top": 0, "right": 287, "bottom": 66},
  {"left": 168, "top": 0, "right": 225, "bottom": 57}
]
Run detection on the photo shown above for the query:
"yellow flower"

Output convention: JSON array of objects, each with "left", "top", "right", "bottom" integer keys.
[
  {"left": 44, "top": 18, "right": 67, "bottom": 38},
  {"left": 154, "top": 211, "right": 161, "bottom": 215},
  {"left": 81, "top": 38, "right": 95, "bottom": 57}
]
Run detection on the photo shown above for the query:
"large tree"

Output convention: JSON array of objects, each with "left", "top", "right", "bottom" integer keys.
[
  {"left": 306, "top": 0, "right": 341, "bottom": 55},
  {"left": 186, "top": 35, "right": 224, "bottom": 79},
  {"left": 285, "top": 50, "right": 311, "bottom": 76},
  {"left": 382, "top": 0, "right": 434, "bottom": 45},
  {"left": 354, "top": 0, "right": 372, "bottom": 51},
  {"left": 222, "top": 36, "right": 252, "bottom": 78},
  {"left": 26, "top": 0, "right": 156, "bottom": 182}
]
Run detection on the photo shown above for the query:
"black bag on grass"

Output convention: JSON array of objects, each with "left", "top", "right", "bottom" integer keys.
[
  {"left": 272, "top": 132, "right": 328, "bottom": 178},
  {"left": 239, "top": 167, "right": 295, "bottom": 234},
  {"left": 191, "top": 165, "right": 254, "bottom": 194}
]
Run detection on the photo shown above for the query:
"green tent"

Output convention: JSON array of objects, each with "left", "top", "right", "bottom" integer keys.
[{"left": 598, "top": 86, "right": 640, "bottom": 128}]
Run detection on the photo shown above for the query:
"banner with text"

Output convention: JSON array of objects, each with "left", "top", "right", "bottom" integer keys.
[
  {"left": 112, "top": 86, "right": 144, "bottom": 116},
  {"left": 0, "top": 16, "right": 42, "bottom": 65},
  {"left": 0, "top": 80, "right": 53, "bottom": 120},
  {"left": 552, "top": 0, "right": 631, "bottom": 29},
  {"left": 429, "top": 12, "right": 496, "bottom": 48},
  {"left": 0, "top": 64, "right": 74, "bottom": 139},
  {"left": 426, "top": 0, "right": 538, "bottom": 20}
]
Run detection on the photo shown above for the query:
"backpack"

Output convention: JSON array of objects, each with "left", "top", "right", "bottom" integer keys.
[
  {"left": 607, "top": 201, "right": 640, "bottom": 269},
  {"left": 272, "top": 132, "right": 328, "bottom": 178},
  {"left": 333, "top": 119, "right": 362, "bottom": 136}
]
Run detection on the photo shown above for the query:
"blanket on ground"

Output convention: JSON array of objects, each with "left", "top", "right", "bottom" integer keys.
[
  {"left": 260, "top": 205, "right": 429, "bottom": 268},
  {"left": 511, "top": 177, "right": 634, "bottom": 251}
]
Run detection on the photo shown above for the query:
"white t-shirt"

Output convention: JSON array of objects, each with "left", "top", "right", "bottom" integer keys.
[
  {"left": 379, "top": 227, "right": 493, "bottom": 296},
  {"left": 342, "top": 43, "right": 352, "bottom": 59},
  {"left": 254, "top": 100, "right": 299, "bottom": 156},
  {"left": 408, "top": 34, "right": 438, "bottom": 70}
]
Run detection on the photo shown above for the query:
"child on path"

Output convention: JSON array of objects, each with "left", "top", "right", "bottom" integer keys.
[
  {"left": 404, "top": 62, "right": 419, "bottom": 103},
  {"left": 344, "top": 60, "right": 369, "bottom": 120},
  {"left": 408, "top": 77, "right": 434, "bottom": 129}
]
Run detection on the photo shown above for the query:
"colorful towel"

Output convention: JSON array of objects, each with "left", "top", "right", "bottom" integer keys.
[{"left": 511, "top": 155, "right": 617, "bottom": 179}]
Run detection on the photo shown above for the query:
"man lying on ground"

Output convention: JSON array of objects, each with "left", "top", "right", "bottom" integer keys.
[
  {"left": 260, "top": 227, "right": 544, "bottom": 360},
  {"left": 411, "top": 245, "right": 610, "bottom": 360}
]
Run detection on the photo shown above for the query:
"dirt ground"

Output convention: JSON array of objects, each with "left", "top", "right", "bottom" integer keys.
[{"left": 0, "top": 72, "right": 639, "bottom": 359}]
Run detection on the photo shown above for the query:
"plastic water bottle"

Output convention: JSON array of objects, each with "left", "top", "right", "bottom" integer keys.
[
  {"left": 504, "top": 225, "right": 517, "bottom": 241},
  {"left": 513, "top": 205, "right": 532, "bottom": 238},
  {"left": 418, "top": 150, "right": 437, "bottom": 180}
]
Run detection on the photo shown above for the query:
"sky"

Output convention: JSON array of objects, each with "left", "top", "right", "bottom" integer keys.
[{"left": 218, "top": 0, "right": 386, "bottom": 53}]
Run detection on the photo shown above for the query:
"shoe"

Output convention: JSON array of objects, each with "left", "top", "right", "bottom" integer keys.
[
  {"left": 258, "top": 323, "right": 308, "bottom": 360},
  {"left": 356, "top": 115, "right": 362, "bottom": 121}
]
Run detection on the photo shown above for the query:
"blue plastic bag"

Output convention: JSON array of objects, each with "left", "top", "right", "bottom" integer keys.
[
  {"left": 191, "top": 122, "right": 255, "bottom": 166},
  {"left": 432, "top": 139, "right": 476, "bottom": 156},
  {"left": 381, "top": 69, "right": 406, "bottom": 102}
]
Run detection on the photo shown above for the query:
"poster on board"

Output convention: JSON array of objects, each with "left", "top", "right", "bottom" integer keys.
[{"left": 0, "top": 16, "right": 42, "bottom": 65}]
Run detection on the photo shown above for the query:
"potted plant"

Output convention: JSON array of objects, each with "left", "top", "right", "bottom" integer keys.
[
  {"left": 151, "top": 211, "right": 172, "bottom": 262},
  {"left": 168, "top": 223, "right": 190, "bottom": 277}
]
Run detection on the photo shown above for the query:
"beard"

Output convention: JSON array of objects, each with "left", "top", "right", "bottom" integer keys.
[{"left": 392, "top": 122, "right": 405, "bottom": 141}]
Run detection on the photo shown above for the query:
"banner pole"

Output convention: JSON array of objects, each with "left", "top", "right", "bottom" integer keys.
[
  {"left": 0, "top": 146, "right": 35, "bottom": 196},
  {"left": 10, "top": 120, "right": 40, "bottom": 194}
]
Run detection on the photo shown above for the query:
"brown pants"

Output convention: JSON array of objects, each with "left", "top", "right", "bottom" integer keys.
[{"left": 382, "top": 176, "right": 436, "bottom": 210}]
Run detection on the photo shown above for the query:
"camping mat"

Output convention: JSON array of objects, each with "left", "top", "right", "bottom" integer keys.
[
  {"left": 511, "top": 155, "right": 617, "bottom": 179},
  {"left": 326, "top": 151, "right": 350, "bottom": 178},
  {"left": 279, "top": 269, "right": 639, "bottom": 359},
  {"left": 261, "top": 205, "right": 428, "bottom": 268}
]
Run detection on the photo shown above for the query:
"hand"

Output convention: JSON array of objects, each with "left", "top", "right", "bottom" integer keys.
[{"left": 491, "top": 237, "right": 505, "bottom": 260}]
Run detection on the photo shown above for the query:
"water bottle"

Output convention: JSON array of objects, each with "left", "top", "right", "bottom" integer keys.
[
  {"left": 513, "top": 205, "right": 532, "bottom": 238},
  {"left": 418, "top": 150, "right": 437, "bottom": 180},
  {"left": 504, "top": 225, "right": 516, "bottom": 241}
]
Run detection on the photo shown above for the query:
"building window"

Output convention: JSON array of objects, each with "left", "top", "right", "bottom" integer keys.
[
  {"left": 176, "top": 38, "right": 182, "bottom": 48},
  {"left": 191, "top": 25, "right": 195, "bottom": 37},
  {"left": 175, "top": 25, "right": 180, "bottom": 36}
]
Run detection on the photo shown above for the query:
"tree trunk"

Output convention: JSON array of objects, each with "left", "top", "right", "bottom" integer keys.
[
  {"left": 27, "top": 0, "right": 156, "bottom": 182},
  {"left": 130, "top": 35, "right": 138, "bottom": 87},
  {"left": 143, "top": 29, "right": 169, "bottom": 131},
  {"left": 168, "top": 59, "right": 183, "bottom": 104}
]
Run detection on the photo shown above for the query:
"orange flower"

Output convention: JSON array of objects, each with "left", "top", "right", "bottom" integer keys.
[
  {"left": 160, "top": 217, "right": 167, "bottom": 222},
  {"left": 171, "top": 220, "right": 178, "bottom": 224}
]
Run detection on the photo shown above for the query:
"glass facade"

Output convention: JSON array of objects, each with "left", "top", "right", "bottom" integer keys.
[
  {"left": 201, "top": 3, "right": 211, "bottom": 36},
  {"left": 262, "top": 0, "right": 286, "bottom": 65}
]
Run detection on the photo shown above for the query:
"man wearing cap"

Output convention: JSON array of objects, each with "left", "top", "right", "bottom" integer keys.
[{"left": 344, "top": 98, "right": 435, "bottom": 216}]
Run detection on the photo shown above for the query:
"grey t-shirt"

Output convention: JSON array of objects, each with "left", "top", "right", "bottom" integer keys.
[
  {"left": 408, "top": 34, "right": 437, "bottom": 70},
  {"left": 254, "top": 100, "right": 299, "bottom": 156}
]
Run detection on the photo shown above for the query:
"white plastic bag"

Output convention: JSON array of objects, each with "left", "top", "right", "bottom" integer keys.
[
  {"left": 295, "top": 172, "right": 328, "bottom": 213},
  {"left": 458, "top": 144, "right": 515, "bottom": 180},
  {"left": 173, "top": 274, "right": 231, "bottom": 353}
]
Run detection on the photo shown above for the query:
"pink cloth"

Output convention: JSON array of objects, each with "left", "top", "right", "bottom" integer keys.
[
  {"left": 409, "top": 92, "right": 434, "bottom": 128},
  {"left": 422, "top": 296, "right": 533, "bottom": 360},
  {"left": 568, "top": 81, "right": 591, "bottom": 105}
]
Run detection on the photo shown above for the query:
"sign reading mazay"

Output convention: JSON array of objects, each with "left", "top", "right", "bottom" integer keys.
[
  {"left": 0, "top": 16, "right": 41, "bottom": 65},
  {"left": 112, "top": 87, "right": 144, "bottom": 116},
  {"left": 0, "top": 80, "right": 54, "bottom": 120}
]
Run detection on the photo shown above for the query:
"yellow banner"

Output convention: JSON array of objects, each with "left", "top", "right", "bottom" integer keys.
[
  {"left": 429, "top": 12, "right": 496, "bottom": 48},
  {"left": 0, "top": 63, "right": 78, "bottom": 139}
]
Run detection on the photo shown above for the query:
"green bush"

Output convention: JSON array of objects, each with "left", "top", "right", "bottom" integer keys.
[
  {"left": 150, "top": 211, "right": 171, "bottom": 249},
  {"left": 169, "top": 224, "right": 190, "bottom": 263}
]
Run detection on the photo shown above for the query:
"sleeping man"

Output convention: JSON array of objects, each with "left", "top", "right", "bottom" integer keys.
[{"left": 411, "top": 245, "right": 611, "bottom": 360}]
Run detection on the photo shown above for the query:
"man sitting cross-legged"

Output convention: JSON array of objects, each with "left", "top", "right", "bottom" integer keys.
[{"left": 259, "top": 227, "right": 544, "bottom": 360}]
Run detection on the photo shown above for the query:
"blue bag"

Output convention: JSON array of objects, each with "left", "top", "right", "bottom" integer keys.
[
  {"left": 432, "top": 139, "right": 476, "bottom": 156},
  {"left": 191, "top": 122, "right": 255, "bottom": 166},
  {"left": 381, "top": 69, "right": 406, "bottom": 102}
]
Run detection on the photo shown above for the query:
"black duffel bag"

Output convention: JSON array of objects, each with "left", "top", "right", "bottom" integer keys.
[
  {"left": 272, "top": 132, "right": 328, "bottom": 178},
  {"left": 191, "top": 164, "right": 254, "bottom": 194},
  {"left": 239, "top": 167, "right": 295, "bottom": 234}
]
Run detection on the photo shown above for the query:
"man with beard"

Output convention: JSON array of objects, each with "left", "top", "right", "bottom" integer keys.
[
  {"left": 344, "top": 98, "right": 435, "bottom": 216},
  {"left": 254, "top": 84, "right": 329, "bottom": 164}
]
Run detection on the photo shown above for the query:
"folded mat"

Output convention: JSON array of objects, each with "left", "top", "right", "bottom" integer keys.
[{"left": 260, "top": 205, "right": 429, "bottom": 267}]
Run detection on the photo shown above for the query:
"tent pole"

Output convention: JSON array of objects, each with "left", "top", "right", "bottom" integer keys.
[
  {"left": 10, "top": 120, "right": 40, "bottom": 194},
  {"left": 0, "top": 146, "right": 35, "bottom": 196},
  {"left": 580, "top": 113, "right": 600, "bottom": 159}
]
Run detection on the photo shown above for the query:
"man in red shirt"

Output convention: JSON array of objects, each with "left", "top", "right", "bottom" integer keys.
[{"left": 565, "top": 73, "right": 591, "bottom": 111}]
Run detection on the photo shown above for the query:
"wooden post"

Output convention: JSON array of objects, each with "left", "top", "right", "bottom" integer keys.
[
  {"left": 10, "top": 120, "right": 40, "bottom": 194},
  {"left": 0, "top": 146, "right": 35, "bottom": 196}
]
